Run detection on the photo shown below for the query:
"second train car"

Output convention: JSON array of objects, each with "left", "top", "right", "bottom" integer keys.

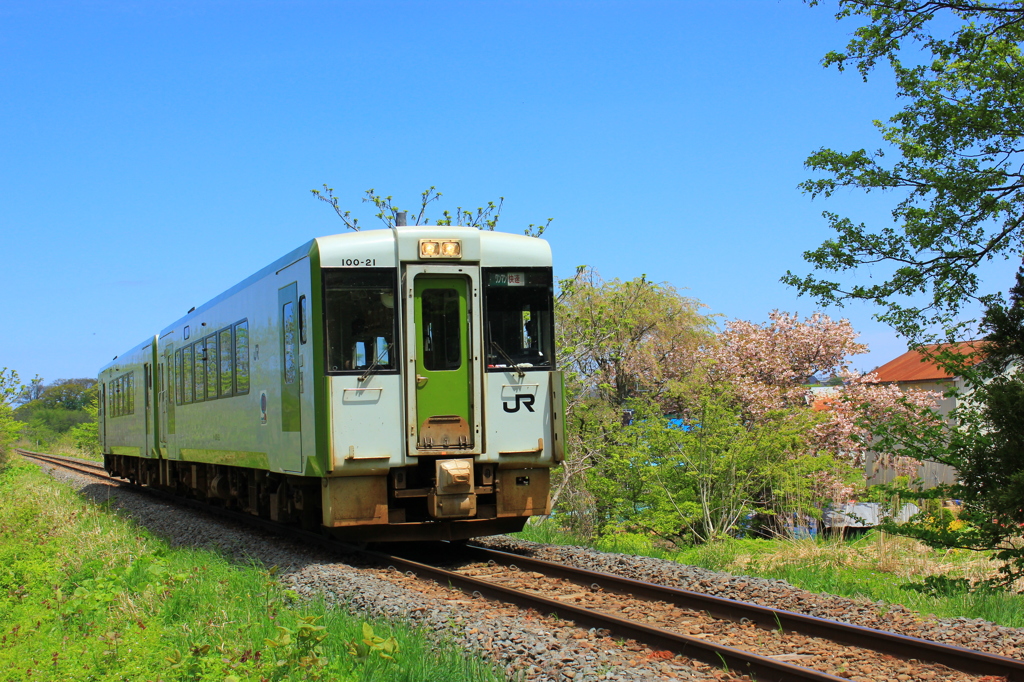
[{"left": 99, "top": 224, "right": 563, "bottom": 541}]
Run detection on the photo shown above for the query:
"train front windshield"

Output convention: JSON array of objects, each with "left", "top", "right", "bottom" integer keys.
[
  {"left": 324, "top": 269, "right": 398, "bottom": 374},
  {"left": 483, "top": 268, "right": 555, "bottom": 371}
]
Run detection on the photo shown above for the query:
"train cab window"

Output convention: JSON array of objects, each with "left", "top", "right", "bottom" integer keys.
[
  {"left": 234, "top": 320, "right": 250, "bottom": 394},
  {"left": 219, "top": 328, "right": 233, "bottom": 397},
  {"left": 323, "top": 269, "right": 398, "bottom": 374},
  {"left": 205, "top": 334, "right": 219, "bottom": 400},
  {"left": 483, "top": 268, "right": 555, "bottom": 372}
]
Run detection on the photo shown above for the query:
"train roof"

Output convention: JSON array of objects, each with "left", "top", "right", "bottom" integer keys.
[
  {"left": 156, "top": 227, "right": 552, "bottom": 338},
  {"left": 100, "top": 335, "right": 158, "bottom": 375}
]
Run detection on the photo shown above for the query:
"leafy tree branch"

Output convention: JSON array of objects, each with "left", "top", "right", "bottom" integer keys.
[
  {"left": 788, "top": 1, "right": 1024, "bottom": 340},
  {"left": 310, "top": 186, "right": 552, "bottom": 236}
]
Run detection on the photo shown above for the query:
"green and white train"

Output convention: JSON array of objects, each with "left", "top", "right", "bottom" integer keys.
[{"left": 99, "top": 224, "right": 564, "bottom": 541}]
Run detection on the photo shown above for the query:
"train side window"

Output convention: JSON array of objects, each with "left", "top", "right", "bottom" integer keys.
[
  {"left": 193, "top": 340, "right": 206, "bottom": 402},
  {"left": 183, "top": 345, "right": 194, "bottom": 404},
  {"left": 234, "top": 320, "right": 250, "bottom": 394},
  {"left": 283, "top": 301, "right": 297, "bottom": 384},
  {"left": 174, "top": 350, "right": 183, "bottom": 405},
  {"left": 184, "top": 325, "right": 190, "bottom": 341},
  {"left": 219, "top": 328, "right": 233, "bottom": 397},
  {"left": 323, "top": 269, "right": 398, "bottom": 374},
  {"left": 206, "top": 334, "right": 219, "bottom": 401},
  {"left": 299, "top": 295, "right": 308, "bottom": 344},
  {"left": 127, "top": 372, "right": 134, "bottom": 414}
]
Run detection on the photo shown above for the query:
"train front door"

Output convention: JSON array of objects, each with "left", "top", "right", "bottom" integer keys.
[{"left": 412, "top": 274, "right": 474, "bottom": 449}]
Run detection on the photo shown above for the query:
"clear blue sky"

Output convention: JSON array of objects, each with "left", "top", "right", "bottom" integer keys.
[{"left": 2, "top": 0, "right": 1015, "bottom": 384}]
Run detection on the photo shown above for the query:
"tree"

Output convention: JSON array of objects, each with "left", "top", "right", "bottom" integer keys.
[
  {"left": 785, "top": 1, "right": 1024, "bottom": 341},
  {"left": 311, "top": 186, "right": 552, "bottom": 236},
  {"left": 709, "top": 311, "right": 868, "bottom": 418},
  {"left": 557, "top": 268, "right": 716, "bottom": 407},
  {"left": 869, "top": 267, "right": 1024, "bottom": 586},
  {"left": 548, "top": 269, "right": 717, "bottom": 536},
  {"left": 0, "top": 369, "right": 24, "bottom": 467},
  {"left": 788, "top": 1, "right": 1024, "bottom": 586},
  {"left": 593, "top": 394, "right": 831, "bottom": 544},
  {"left": 16, "top": 374, "right": 44, "bottom": 406},
  {"left": 551, "top": 283, "right": 927, "bottom": 542},
  {"left": 703, "top": 311, "right": 937, "bottom": 524},
  {"left": 13, "top": 378, "right": 97, "bottom": 450}
]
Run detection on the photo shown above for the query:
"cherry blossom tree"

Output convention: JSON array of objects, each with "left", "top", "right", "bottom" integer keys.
[{"left": 696, "top": 312, "right": 938, "bottom": 505}]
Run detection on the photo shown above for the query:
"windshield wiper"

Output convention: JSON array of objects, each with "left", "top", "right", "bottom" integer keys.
[
  {"left": 358, "top": 342, "right": 393, "bottom": 382},
  {"left": 490, "top": 341, "right": 525, "bottom": 378}
]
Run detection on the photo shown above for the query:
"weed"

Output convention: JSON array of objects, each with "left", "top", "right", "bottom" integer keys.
[
  {"left": 0, "top": 460, "right": 504, "bottom": 682},
  {"left": 515, "top": 518, "right": 1024, "bottom": 628}
]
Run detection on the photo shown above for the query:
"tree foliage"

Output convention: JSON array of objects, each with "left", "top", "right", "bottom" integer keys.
[
  {"left": 550, "top": 270, "right": 718, "bottom": 537},
  {"left": 557, "top": 267, "right": 715, "bottom": 407},
  {"left": 311, "top": 186, "right": 552, "bottom": 236},
  {"left": 0, "top": 369, "right": 24, "bottom": 468},
  {"left": 551, "top": 271, "right": 923, "bottom": 543},
  {"left": 869, "top": 268, "right": 1024, "bottom": 587},
  {"left": 786, "top": 0, "right": 1024, "bottom": 341},
  {"left": 13, "top": 378, "right": 97, "bottom": 451}
]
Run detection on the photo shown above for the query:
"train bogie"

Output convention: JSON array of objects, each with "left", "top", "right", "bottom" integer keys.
[{"left": 100, "top": 225, "right": 563, "bottom": 541}]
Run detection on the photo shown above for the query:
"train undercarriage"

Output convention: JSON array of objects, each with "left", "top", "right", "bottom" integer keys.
[{"left": 104, "top": 453, "right": 547, "bottom": 542}]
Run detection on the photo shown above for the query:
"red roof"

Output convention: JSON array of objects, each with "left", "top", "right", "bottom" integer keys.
[{"left": 870, "top": 342, "right": 987, "bottom": 383}]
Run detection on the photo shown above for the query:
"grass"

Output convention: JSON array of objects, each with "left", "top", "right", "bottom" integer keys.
[
  {"left": 18, "top": 438, "right": 103, "bottom": 462},
  {"left": 514, "top": 519, "right": 1024, "bottom": 629},
  {"left": 0, "top": 459, "right": 504, "bottom": 682}
]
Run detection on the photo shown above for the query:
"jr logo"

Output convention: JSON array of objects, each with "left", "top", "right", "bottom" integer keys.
[{"left": 502, "top": 394, "right": 536, "bottom": 413}]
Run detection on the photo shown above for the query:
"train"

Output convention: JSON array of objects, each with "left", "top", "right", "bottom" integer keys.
[{"left": 99, "top": 222, "right": 563, "bottom": 541}]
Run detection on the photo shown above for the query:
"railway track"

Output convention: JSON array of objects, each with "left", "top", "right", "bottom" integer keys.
[
  {"left": 22, "top": 449, "right": 1024, "bottom": 682},
  {"left": 18, "top": 449, "right": 109, "bottom": 479}
]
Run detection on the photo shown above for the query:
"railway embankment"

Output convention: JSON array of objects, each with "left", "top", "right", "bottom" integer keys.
[
  {"left": 0, "top": 458, "right": 504, "bottom": 682},
  {"left": 15, "top": 453, "right": 1024, "bottom": 682}
]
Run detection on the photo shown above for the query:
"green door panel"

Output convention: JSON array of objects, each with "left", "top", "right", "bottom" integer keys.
[{"left": 414, "top": 276, "right": 473, "bottom": 448}]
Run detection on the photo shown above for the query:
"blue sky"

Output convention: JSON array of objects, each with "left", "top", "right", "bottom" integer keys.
[{"left": 2, "top": 0, "right": 1015, "bottom": 384}]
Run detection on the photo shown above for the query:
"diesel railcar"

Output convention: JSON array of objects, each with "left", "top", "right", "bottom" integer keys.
[{"left": 99, "top": 225, "right": 563, "bottom": 541}]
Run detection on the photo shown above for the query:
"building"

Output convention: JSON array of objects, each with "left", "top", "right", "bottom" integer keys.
[{"left": 863, "top": 342, "right": 986, "bottom": 487}]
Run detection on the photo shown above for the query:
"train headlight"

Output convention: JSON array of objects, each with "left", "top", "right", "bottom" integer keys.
[{"left": 419, "top": 238, "right": 462, "bottom": 259}]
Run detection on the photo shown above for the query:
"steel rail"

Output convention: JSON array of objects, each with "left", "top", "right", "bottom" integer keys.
[
  {"left": 361, "top": 545, "right": 851, "bottom": 682},
  {"left": 451, "top": 544, "right": 1024, "bottom": 681},
  {"left": 19, "top": 449, "right": 109, "bottom": 479},
  {"left": 22, "top": 451, "right": 843, "bottom": 681},
  {"left": 23, "top": 451, "right": 1024, "bottom": 681}
]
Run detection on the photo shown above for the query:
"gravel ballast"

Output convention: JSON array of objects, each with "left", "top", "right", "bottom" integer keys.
[{"left": 36, "top": 463, "right": 1024, "bottom": 681}]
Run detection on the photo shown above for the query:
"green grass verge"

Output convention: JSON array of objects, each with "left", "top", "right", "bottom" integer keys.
[
  {"left": 0, "top": 459, "right": 504, "bottom": 682},
  {"left": 514, "top": 520, "right": 1024, "bottom": 629}
]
